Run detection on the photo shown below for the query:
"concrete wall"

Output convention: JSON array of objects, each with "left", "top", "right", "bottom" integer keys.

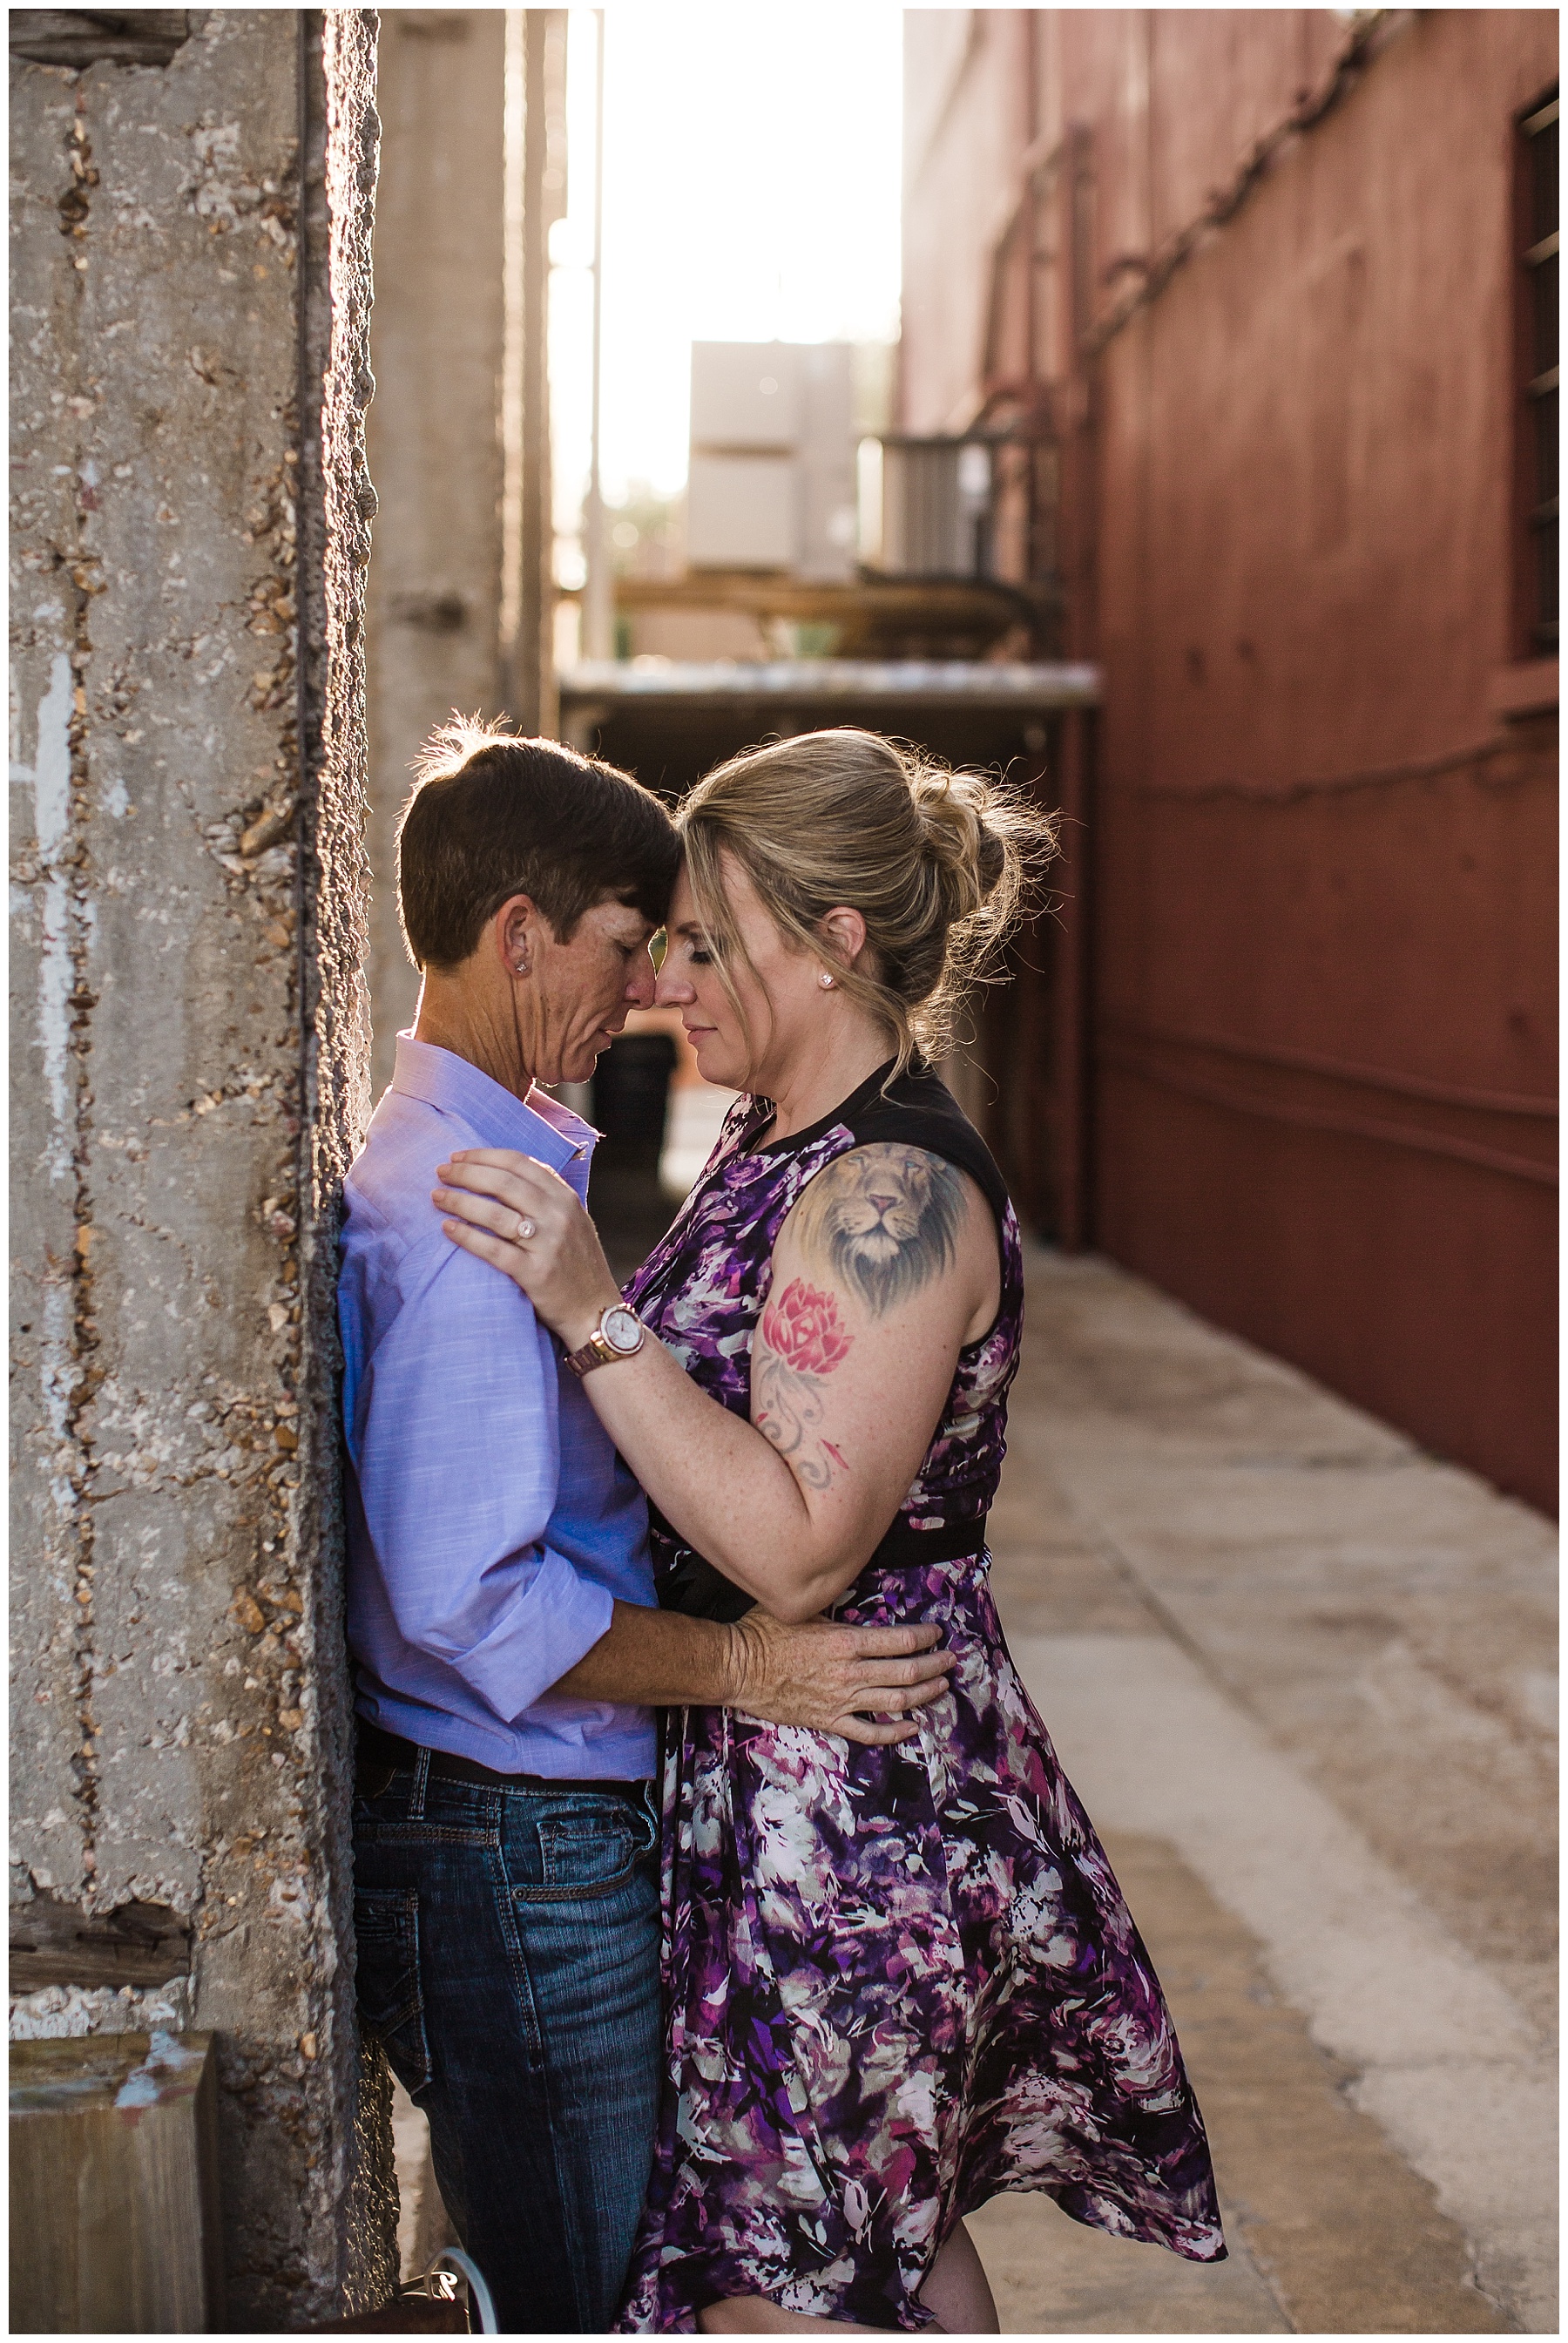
[
  {"left": 10, "top": 9, "right": 394, "bottom": 2321},
  {"left": 364, "top": 7, "right": 508, "bottom": 1096},
  {"left": 902, "top": 10, "right": 1558, "bottom": 1512}
]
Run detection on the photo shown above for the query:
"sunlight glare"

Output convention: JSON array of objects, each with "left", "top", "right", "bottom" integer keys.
[{"left": 551, "top": 3, "right": 904, "bottom": 542}]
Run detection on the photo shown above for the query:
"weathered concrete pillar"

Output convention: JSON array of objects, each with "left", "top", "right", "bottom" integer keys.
[
  {"left": 364, "top": 8, "right": 507, "bottom": 1094},
  {"left": 10, "top": 9, "right": 395, "bottom": 2323}
]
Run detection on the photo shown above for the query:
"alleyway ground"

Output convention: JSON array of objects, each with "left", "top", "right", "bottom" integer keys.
[
  {"left": 392, "top": 1242, "right": 1556, "bottom": 2332},
  {"left": 977, "top": 1251, "right": 1556, "bottom": 2334}
]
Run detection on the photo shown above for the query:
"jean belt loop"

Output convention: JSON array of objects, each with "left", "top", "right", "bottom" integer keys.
[{"left": 409, "top": 1744, "right": 431, "bottom": 1822}]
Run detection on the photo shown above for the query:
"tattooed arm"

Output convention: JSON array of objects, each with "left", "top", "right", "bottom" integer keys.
[
  {"left": 741, "top": 1143, "right": 999, "bottom": 1611},
  {"left": 750, "top": 1144, "right": 987, "bottom": 1501},
  {"left": 430, "top": 1142, "right": 999, "bottom": 1623}
]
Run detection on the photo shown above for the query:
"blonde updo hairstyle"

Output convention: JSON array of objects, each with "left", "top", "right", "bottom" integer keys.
[{"left": 677, "top": 728, "right": 1058, "bottom": 1081}]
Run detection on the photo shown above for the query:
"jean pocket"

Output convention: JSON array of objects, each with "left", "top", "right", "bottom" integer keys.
[
  {"left": 512, "top": 1794, "right": 659, "bottom": 1904},
  {"left": 353, "top": 1886, "right": 432, "bottom": 2091}
]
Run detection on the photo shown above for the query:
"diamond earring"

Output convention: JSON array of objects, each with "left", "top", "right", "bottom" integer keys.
[{"left": 818, "top": 970, "right": 835, "bottom": 990}]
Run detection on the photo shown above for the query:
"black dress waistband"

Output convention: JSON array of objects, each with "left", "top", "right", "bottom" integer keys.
[
  {"left": 659, "top": 1513, "right": 990, "bottom": 1621},
  {"left": 355, "top": 1720, "right": 651, "bottom": 1799},
  {"left": 872, "top": 1514, "right": 990, "bottom": 1567}
]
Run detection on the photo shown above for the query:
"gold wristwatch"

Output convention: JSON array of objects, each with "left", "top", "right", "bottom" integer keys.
[{"left": 563, "top": 1304, "right": 646, "bottom": 1378}]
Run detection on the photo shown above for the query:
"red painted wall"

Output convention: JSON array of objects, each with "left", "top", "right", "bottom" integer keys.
[{"left": 902, "top": 10, "right": 1558, "bottom": 1511}]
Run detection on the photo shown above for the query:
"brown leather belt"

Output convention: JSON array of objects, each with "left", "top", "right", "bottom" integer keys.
[{"left": 355, "top": 1719, "right": 652, "bottom": 1801}]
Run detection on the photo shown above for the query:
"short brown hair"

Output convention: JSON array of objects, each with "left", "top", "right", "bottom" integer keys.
[{"left": 397, "top": 720, "right": 679, "bottom": 970}]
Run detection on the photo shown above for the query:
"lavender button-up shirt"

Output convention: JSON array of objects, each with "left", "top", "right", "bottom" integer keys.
[{"left": 338, "top": 1034, "right": 657, "bottom": 1779}]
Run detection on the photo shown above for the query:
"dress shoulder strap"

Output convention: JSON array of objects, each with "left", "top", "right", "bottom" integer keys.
[{"left": 835, "top": 1065, "right": 1012, "bottom": 1236}]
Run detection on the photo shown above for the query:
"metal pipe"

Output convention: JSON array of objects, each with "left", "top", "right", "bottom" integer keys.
[
  {"left": 517, "top": 10, "right": 553, "bottom": 735},
  {"left": 500, "top": 10, "right": 525, "bottom": 700},
  {"left": 582, "top": 9, "right": 611, "bottom": 660},
  {"left": 1052, "top": 705, "right": 1092, "bottom": 1249},
  {"left": 424, "top": 2249, "right": 499, "bottom": 2335}
]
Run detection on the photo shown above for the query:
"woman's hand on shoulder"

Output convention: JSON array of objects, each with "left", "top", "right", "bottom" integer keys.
[
  {"left": 749, "top": 1142, "right": 1000, "bottom": 1614},
  {"left": 432, "top": 1148, "right": 621, "bottom": 1347}
]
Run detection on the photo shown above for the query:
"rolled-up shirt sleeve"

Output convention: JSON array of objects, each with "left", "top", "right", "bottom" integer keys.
[{"left": 348, "top": 1231, "right": 613, "bottom": 1723}]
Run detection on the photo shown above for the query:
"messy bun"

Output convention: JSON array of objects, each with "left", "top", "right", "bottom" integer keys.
[
  {"left": 678, "top": 728, "right": 1058, "bottom": 1080},
  {"left": 911, "top": 762, "right": 1011, "bottom": 916}
]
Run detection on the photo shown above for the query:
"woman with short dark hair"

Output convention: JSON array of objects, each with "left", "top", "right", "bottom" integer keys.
[{"left": 398, "top": 719, "right": 682, "bottom": 974}]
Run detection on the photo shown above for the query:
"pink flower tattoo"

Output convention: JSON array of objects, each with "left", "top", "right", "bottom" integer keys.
[
  {"left": 754, "top": 1281, "right": 855, "bottom": 1488},
  {"left": 760, "top": 1279, "right": 855, "bottom": 1375}
]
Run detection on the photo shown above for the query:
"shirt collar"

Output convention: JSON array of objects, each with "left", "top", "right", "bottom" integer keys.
[{"left": 390, "top": 1033, "right": 595, "bottom": 1174}]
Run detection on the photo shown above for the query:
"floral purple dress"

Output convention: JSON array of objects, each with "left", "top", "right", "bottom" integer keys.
[{"left": 615, "top": 1065, "right": 1224, "bottom": 2332}]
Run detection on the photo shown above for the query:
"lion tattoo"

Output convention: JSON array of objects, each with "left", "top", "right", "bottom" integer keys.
[{"left": 792, "top": 1143, "right": 965, "bottom": 1317}]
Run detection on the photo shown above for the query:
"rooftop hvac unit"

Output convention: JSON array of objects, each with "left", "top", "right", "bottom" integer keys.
[
  {"left": 686, "top": 452, "right": 799, "bottom": 570},
  {"left": 690, "top": 344, "right": 804, "bottom": 450},
  {"left": 687, "top": 342, "right": 856, "bottom": 579},
  {"left": 862, "top": 437, "right": 994, "bottom": 577}
]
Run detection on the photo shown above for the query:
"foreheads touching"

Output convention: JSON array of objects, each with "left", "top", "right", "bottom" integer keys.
[
  {"left": 654, "top": 851, "right": 872, "bottom": 1094},
  {"left": 661, "top": 727, "right": 1051, "bottom": 1088}
]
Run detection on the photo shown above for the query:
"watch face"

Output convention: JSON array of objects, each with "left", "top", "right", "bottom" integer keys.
[{"left": 602, "top": 1307, "right": 642, "bottom": 1354}]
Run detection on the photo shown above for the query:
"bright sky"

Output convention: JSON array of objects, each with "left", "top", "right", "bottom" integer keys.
[{"left": 550, "top": 3, "right": 904, "bottom": 542}]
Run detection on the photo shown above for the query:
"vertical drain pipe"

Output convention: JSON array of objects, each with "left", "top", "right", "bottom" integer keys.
[{"left": 581, "top": 10, "right": 611, "bottom": 665}]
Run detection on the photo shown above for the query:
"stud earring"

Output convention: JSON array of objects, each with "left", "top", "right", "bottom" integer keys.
[{"left": 818, "top": 970, "right": 835, "bottom": 990}]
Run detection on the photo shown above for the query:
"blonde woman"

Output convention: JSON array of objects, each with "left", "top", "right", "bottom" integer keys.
[{"left": 434, "top": 729, "right": 1223, "bottom": 2333}]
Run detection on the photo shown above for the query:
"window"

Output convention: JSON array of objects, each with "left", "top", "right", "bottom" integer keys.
[{"left": 1521, "top": 91, "right": 1558, "bottom": 653}]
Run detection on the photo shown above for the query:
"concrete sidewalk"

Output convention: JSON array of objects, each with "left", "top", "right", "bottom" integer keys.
[{"left": 974, "top": 1249, "right": 1557, "bottom": 2334}]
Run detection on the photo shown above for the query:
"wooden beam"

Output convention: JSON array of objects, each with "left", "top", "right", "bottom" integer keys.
[
  {"left": 10, "top": 1895, "right": 191, "bottom": 1993},
  {"left": 608, "top": 569, "right": 1055, "bottom": 660},
  {"left": 10, "top": 2033, "right": 224, "bottom": 2331}
]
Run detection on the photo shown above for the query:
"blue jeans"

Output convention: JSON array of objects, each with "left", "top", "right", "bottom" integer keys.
[{"left": 351, "top": 1752, "right": 662, "bottom": 2333}]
